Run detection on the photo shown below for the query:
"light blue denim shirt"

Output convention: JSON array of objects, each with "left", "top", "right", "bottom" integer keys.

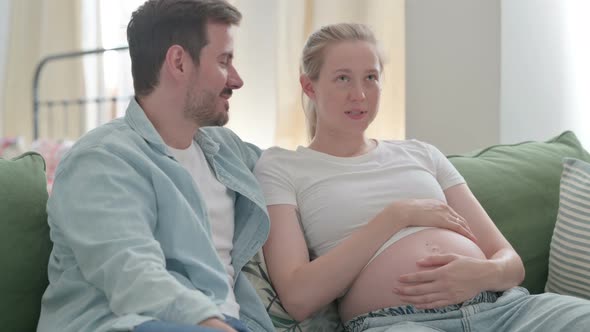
[{"left": 37, "top": 99, "right": 273, "bottom": 332}]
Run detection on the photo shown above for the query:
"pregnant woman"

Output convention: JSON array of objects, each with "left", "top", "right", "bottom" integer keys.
[{"left": 254, "top": 23, "right": 590, "bottom": 332}]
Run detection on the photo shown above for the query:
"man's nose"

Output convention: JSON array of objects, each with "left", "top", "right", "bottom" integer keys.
[{"left": 227, "top": 65, "right": 244, "bottom": 90}]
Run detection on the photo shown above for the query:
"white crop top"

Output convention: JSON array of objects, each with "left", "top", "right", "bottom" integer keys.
[{"left": 254, "top": 139, "right": 465, "bottom": 260}]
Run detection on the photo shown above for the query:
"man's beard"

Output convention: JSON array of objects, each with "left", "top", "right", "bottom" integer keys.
[{"left": 184, "top": 89, "right": 228, "bottom": 127}]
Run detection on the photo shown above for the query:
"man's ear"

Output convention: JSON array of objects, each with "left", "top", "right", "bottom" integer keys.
[
  {"left": 163, "top": 45, "right": 190, "bottom": 81},
  {"left": 300, "top": 74, "right": 316, "bottom": 100}
]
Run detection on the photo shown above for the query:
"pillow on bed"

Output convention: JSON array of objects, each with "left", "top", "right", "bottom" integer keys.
[
  {"left": 0, "top": 152, "right": 52, "bottom": 332},
  {"left": 0, "top": 136, "right": 26, "bottom": 158},
  {"left": 545, "top": 158, "right": 590, "bottom": 298}
]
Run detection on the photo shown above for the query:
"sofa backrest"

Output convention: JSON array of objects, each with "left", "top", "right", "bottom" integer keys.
[
  {"left": 3, "top": 132, "right": 590, "bottom": 332},
  {"left": 448, "top": 131, "right": 590, "bottom": 293},
  {"left": 0, "top": 152, "right": 51, "bottom": 332}
]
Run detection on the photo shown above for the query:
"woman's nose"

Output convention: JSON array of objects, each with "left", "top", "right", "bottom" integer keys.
[{"left": 349, "top": 83, "right": 366, "bottom": 101}]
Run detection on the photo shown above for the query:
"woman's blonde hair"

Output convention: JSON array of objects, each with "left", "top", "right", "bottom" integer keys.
[{"left": 300, "top": 23, "right": 384, "bottom": 140}]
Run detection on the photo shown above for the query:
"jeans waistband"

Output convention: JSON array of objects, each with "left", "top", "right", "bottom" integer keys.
[{"left": 344, "top": 290, "right": 502, "bottom": 332}]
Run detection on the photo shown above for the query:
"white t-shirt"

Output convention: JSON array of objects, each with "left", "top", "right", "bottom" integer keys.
[
  {"left": 167, "top": 141, "right": 240, "bottom": 318},
  {"left": 254, "top": 139, "right": 465, "bottom": 260}
]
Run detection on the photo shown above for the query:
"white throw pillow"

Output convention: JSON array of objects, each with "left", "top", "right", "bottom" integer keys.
[{"left": 545, "top": 158, "right": 590, "bottom": 298}]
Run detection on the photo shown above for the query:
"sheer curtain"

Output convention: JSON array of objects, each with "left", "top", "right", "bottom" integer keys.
[
  {"left": 0, "top": 0, "right": 11, "bottom": 137},
  {"left": 563, "top": 1, "right": 590, "bottom": 149},
  {"left": 81, "top": 0, "right": 141, "bottom": 133},
  {"left": 2, "top": 0, "right": 84, "bottom": 143},
  {"left": 501, "top": 0, "right": 590, "bottom": 149}
]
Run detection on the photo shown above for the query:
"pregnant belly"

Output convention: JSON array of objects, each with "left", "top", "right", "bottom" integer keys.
[{"left": 338, "top": 228, "right": 486, "bottom": 322}]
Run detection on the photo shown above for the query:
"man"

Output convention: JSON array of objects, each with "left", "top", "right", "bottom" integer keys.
[{"left": 36, "top": 1, "right": 274, "bottom": 331}]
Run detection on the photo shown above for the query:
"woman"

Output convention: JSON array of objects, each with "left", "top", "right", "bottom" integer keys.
[{"left": 254, "top": 23, "right": 590, "bottom": 331}]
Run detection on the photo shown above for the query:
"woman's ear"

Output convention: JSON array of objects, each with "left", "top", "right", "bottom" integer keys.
[{"left": 300, "top": 74, "right": 316, "bottom": 100}]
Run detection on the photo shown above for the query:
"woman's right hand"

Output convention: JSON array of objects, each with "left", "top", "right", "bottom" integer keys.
[{"left": 390, "top": 199, "right": 477, "bottom": 242}]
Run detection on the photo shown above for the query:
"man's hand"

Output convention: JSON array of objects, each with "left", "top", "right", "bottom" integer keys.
[
  {"left": 199, "top": 317, "right": 238, "bottom": 332},
  {"left": 393, "top": 254, "right": 492, "bottom": 309}
]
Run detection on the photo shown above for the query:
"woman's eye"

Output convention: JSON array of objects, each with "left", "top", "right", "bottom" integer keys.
[
  {"left": 337, "top": 75, "right": 349, "bottom": 82},
  {"left": 367, "top": 74, "right": 378, "bottom": 81}
]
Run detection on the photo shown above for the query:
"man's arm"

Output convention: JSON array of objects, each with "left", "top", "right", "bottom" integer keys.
[{"left": 50, "top": 146, "right": 223, "bottom": 325}]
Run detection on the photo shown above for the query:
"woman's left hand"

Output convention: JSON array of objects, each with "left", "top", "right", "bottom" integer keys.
[{"left": 393, "top": 254, "right": 492, "bottom": 309}]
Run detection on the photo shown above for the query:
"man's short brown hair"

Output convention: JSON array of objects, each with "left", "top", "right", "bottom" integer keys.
[{"left": 127, "top": 0, "right": 241, "bottom": 97}]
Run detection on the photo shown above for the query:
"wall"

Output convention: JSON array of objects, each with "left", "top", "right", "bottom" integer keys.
[
  {"left": 4, "top": 1, "right": 587, "bottom": 151},
  {"left": 406, "top": 0, "right": 590, "bottom": 154},
  {"left": 405, "top": 0, "right": 501, "bottom": 154},
  {"left": 228, "top": 0, "right": 404, "bottom": 149},
  {"left": 228, "top": 0, "right": 278, "bottom": 148},
  {"left": 0, "top": 0, "right": 12, "bottom": 136},
  {"left": 501, "top": 0, "right": 590, "bottom": 149}
]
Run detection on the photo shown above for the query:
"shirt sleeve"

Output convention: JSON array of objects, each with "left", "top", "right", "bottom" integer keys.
[
  {"left": 426, "top": 143, "right": 466, "bottom": 190},
  {"left": 253, "top": 149, "right": 297, "bottom": 206},
  {"left": 49, "top": 146, "right": 223, "bottom": 325}
]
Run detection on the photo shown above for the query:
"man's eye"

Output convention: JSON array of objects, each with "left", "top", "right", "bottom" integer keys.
[{"left": 219, "top": 57, "right": 230, "bottom": 67}]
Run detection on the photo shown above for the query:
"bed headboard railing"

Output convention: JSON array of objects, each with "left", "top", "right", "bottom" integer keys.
[{"left": 32, "top": 46, "right": 131, "bottom": 141}]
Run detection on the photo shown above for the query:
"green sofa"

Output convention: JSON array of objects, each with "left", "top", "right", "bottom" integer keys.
[
  {"left": 0, "top": 152, "right": 51, "bottom": 332},
  {"left": 2, "top": 131, "right": 589, "bottom": 332}
]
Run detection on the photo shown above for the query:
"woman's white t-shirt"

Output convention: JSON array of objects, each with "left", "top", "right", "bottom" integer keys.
[{"left": 254, "top": 139, "right": 465, "bottom": 260}]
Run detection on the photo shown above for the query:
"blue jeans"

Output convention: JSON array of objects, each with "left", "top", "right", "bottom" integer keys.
[
  {"left": 134, "top": 315, "right": 249, "bottom": 332},
  {"left": 345, "top": 287, "right": 590, "bottom": 332}
]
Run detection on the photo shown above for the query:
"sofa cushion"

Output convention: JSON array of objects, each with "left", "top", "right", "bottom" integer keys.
[
  {"left": 545, "top": 158, "right": 590, "bottom": 297},
  {"left": 448, "top": 131, "right": 590, "bottom": 294},
  {"left": 244, "top": 252, "right": 343, "bottom": 331},
  {"left": 0, "top": 152, "right": 51, "bottom": 331}
]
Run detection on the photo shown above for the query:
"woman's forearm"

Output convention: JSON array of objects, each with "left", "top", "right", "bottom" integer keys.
[
  {"left": 483, "top": 248, "right": 525, "bottom": 292},
  {"left": 273, "top": 199, "right": 476, "bottom": 321},
  {"left": 276, "top": 206, "right": 407, "bottom": 321}
]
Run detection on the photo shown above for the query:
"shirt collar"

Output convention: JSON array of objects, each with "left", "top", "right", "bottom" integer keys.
[{"left": 124, "top": 98, "right": 220, "bottom": 157}]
